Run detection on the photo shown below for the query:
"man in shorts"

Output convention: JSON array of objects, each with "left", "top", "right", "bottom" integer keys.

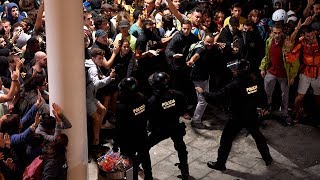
[{"left": 285, "top": 25, "right": 320, "bottom": 124}]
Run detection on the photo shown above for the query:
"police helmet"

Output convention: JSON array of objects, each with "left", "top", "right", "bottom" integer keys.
[
  {"left": 118, "top": 77, "right": 138, "bottom": 93},
  {"left": 227, "top": 59, "right": 250, "bottom": 73},
  {"left": 148, "top": 72, "right": 170, "bottom": 93}
]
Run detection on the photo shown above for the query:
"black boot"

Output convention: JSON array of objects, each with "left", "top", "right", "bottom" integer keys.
[
  {"left": 207, "top": 161, "right": 226, "bottom": 171},
  {"left": 176, "top": 163, "right": 189, "bottom": 180},
  {"left": 265, "top": 157, "right": 273, "bottom": 166},
  {"left": 177, "top": 174, "right": 189, "bottom": 180}
]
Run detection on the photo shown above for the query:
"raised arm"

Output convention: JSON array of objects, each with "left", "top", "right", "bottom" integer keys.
[
  {"left": 35, "top": 0, "right": 45, "bottom": 32},
  {"left": 52, "top": 103, "right": 72, "bottom": 129},
  {"left": 303, "top": 0, "right": 315, "bottom": 17},
  {"left": 0, "top": 71, "right": 20, "bottom": 103},
  {"left": 290, "top": 17, "right": 312, "bottom": 43},
  {"left": 166, "top": 0, "right": 185, "bottom": 22},
  {"left": 102, "top": 45, "right": 120, "bottom": 69}
]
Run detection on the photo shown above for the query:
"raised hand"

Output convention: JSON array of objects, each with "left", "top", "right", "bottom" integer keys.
[
  {"left": 12, "top": 28, "right": 22, "bottom": 41},
  {"left": 52, "top": 103, "right": 62, "bottom": 124},
  {"left": 52, "top": 103, "right": 63, "bottom": 117},
  {"left": 35, "top": 112, "right": 41, "bottom": 126},
  {"left": 35, "top": 89, "right": 43, "bottom": 108},
  {"left": 15, "top": 58, "right": 23, "bottom": 70},
  {"left": 295, "top": 19, "right": 302, "bottom": 30},
  {"left": 302, "top": 16, "right": 313, "bottom": 26},
  {"left": 308, "top": 0, "right": 315, "bottom": 5},
  {"left": 113, "top": 45, "right": 120, "bottom": 54},
  {"left": 11, "top": 71, "right": 19, "bottom": 81},
  {"left": 109, "top": 68, "right": 116, "bottom": 79},
  {"left": 4, "top": 158, "right": 15, "bottom": 170}
]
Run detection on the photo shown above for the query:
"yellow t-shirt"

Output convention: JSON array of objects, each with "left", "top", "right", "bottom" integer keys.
[
  {"left": 223, "top": 16, "right": 247, "bottom": 29},
  {"left": 114, "top": 34, "right": 137, "bottom": 52}
]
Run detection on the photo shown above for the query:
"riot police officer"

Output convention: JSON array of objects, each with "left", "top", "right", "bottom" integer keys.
[
  {"left": 195, "top": 60, "right": 273, "bottom": 171},
  {"left": 114, "top": 77, "right": 153, "bottom": 180},
  {"left": 147, "top": 72, "right": 189, "bottom": 180}
]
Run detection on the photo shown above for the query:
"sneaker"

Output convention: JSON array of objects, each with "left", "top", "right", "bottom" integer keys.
[
  {"left": 191, "top": 122, "right": 214, "bottom": 130},
  {"left": 283, "top": 115, "right": 293, "bottom": 126},
  {"left": 207, "top": 161, "right": 226, "bottom": 171}
]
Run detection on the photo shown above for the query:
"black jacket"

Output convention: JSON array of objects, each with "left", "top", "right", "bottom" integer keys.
[
  {"left": 218, "top": 26, "right": 244, "bottom": 62},
  {"left": 165, "top": 31, "right": 198, "bottom": 70},
  {"left": 202, "top": 74, "right": 259, "bottom": 121},
  {"left": 147, "top": 89, "right": 187, "bottom": 132},
  {"left": 115, "top": 92, "right": 148, "bottom": 151},
  {"left": 42, "top": 159, "right": 67, "bottom": 180},
  {"left": 241, "top": 27, "right": 264, "bottom": 73}
]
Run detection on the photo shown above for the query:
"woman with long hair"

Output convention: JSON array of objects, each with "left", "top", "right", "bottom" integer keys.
[
  {"left": 101, "top": 38, "right": 137, "bottom": 129},
  {"left": 248, "top": 9, "right": 261, "bottom": 25},
  {"left": 42, "top": 134, "right": 69, "bottom": 180}
]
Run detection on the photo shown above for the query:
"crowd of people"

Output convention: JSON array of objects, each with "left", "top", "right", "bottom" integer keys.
[{"left": 0, "top": 0, "right": 320, "bottom": 179}]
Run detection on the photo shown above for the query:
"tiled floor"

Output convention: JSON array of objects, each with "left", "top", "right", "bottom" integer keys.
[{"left": 89, "top": 121, "right": 320, "bottom": 180}]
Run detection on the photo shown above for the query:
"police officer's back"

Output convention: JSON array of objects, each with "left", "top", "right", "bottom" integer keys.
[
  {"left": 147, "top": 72, "right": 189, "bottom": 179},
  {"left": 147, "top": 72, "right": 187, "bottom": 132},
  {"left": 115, "top": 77, "right": 148, "bottom": 151},
  {"left": 201, "top": 60, "right": 259, "bottom": 121},
  {"left": 196, "top": 60, "right": 273, "bottom": 171},
  {"left": 114, "top": 77, "right": 153, "bottom": 180}
]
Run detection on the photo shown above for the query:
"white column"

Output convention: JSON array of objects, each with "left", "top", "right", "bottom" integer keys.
[{"left": 45, "top": 0, "right": 88, "bottom": 179}]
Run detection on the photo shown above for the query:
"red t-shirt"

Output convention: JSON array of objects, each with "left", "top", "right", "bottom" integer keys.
[{"left": 268, "top": 40, "right": 287, "bottom": 78}]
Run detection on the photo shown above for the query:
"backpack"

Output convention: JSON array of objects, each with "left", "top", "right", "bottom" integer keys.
[
  {"left": 23, "top": 156, "right": 43, "bottom": 180},
  {"left": 186, "top": 41, "right": 205, "bottom": 62},
  {"left": 257, "top": 18, "right": 271, "bottom": 41}
]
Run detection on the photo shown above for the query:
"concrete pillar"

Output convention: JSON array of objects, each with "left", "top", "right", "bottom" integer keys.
[{"left": 45, "top": 0, "right": 88, "bottom": 179}]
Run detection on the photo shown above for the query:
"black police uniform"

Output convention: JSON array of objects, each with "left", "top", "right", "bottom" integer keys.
[
  {"left": 202, "top": 72, "right": 272, "bottom": 170},
  {"left": 147, "top": 74, "right": 189, "bottom": 179},
  {"left": 114, "top": 79, "right": 152, "bottom": 180}
]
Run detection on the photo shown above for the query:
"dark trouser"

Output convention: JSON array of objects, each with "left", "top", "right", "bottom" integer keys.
[
  {"left": 170, "top": 68, "right": 197, "bottom": 109},
  {"left": 217, "top": 119, "right": 272, "bottom": 165},
  {"left": 148, "top": 129, "right": 189, "bottom": 176},
  {"left": 121, "top": 147, "right": 152, "bottom": 180}
]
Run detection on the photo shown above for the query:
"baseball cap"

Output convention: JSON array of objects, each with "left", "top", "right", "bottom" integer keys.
[
  {"left": 95, "top": 29, "right": 108, "bottom": 38},
  {"left": 118, "top": 19, "right": 130, "bottom": 28}
]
